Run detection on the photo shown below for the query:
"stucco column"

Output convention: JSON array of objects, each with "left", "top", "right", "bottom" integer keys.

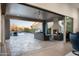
[
  {"left": 1, "top": 15, "right": 5, "bottom": 45},
  {"left": 1, "top": 16, "right": 10, "bottom": 40},
  {"left": 5, "top": 19, "right": 10, "bottom": 40},
  {"left": 63, "top": 16, "right": 67, "bottom": 43},
  {"left": 1, "top": 15, "right": 8, "bottom": 55}
]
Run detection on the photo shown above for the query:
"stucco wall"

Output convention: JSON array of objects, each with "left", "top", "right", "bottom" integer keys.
[
  {"left": 29, "top": 3, "right": 79, "bottom": 32},
  {"left": 0, "top": 4, "right": 1, "bottom": 43},
  {"left": 71, "top": 8, "right": 79, "bottom": 32}
]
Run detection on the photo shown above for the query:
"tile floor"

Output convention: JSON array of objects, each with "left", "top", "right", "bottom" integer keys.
[
  {"left": 65, "top": 52, "right": 76, "bottom": 56},
  {"left": 6, "top": 32, "right": 72, "bottom": 56}
]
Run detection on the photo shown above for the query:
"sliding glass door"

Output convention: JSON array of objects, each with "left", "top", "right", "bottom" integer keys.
[
  {"left": 65, "top": 16, "right": 73, "bottom": 42},
  {"left": 66, "top": 16, "right": 73, "bottom": 33}
]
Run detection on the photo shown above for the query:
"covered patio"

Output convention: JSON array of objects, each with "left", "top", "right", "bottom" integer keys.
[
  {"left": 1, "top": 3, "right": 71, "bottom": 56},
  {"left": 1, "top": 3, "right": 65, "bottom": 40}
]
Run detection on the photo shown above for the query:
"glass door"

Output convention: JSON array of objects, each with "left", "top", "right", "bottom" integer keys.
[{"left": 66, "top": 16, "right": 73, "bottom": 42}]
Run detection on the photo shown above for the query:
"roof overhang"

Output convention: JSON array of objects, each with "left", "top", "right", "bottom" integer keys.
[{"left": 1, "top": 3, "right": 65, "bottom": 22}]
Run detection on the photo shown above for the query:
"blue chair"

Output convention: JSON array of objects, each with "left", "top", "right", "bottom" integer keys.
[{"left": 70, "top": 33, "right": 79, "bottom": 55}]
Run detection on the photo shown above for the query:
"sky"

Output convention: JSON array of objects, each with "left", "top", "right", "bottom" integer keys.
[{"left": 10, "top": 19, "right": 34, "bottom": 27}]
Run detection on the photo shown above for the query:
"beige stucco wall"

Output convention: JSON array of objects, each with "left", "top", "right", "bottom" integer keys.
[
  {"left": 71, "top": 8, "right": 79, "bottom": 32},
  {"left": 29, "top": 3, "right": 79, "bottom": 33}
]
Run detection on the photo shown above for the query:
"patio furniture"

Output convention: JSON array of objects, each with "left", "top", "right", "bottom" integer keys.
[
  {"left": 34, "top": 32, "right": 44, "bottom": 40},
  {"left": 70, "top": 32, "right": 79, "bottom": 56},
  {"left": 34, "top": 32, "right": 51, "bottom": 41},
  {"left": 58, "top": 33, "right": 63, "bottom": 41},
  {"left": 13, "top": 32, "right": 18, "bottom": 36}
]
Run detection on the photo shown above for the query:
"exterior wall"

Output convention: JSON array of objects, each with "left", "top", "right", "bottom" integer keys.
[
  {"left": 71, "top": 8, "right": 79, "bottom": 33},
  {"left": 0, "top": 4, "right": 1, "bottom": 42},
  {"left": 29, "top": 3, "right": 79, "bottom": 33}
]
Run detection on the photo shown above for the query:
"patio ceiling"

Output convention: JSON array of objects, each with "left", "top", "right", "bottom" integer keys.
[{"left": 3, "top": 3, "right": 64, "bottom": 22}]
